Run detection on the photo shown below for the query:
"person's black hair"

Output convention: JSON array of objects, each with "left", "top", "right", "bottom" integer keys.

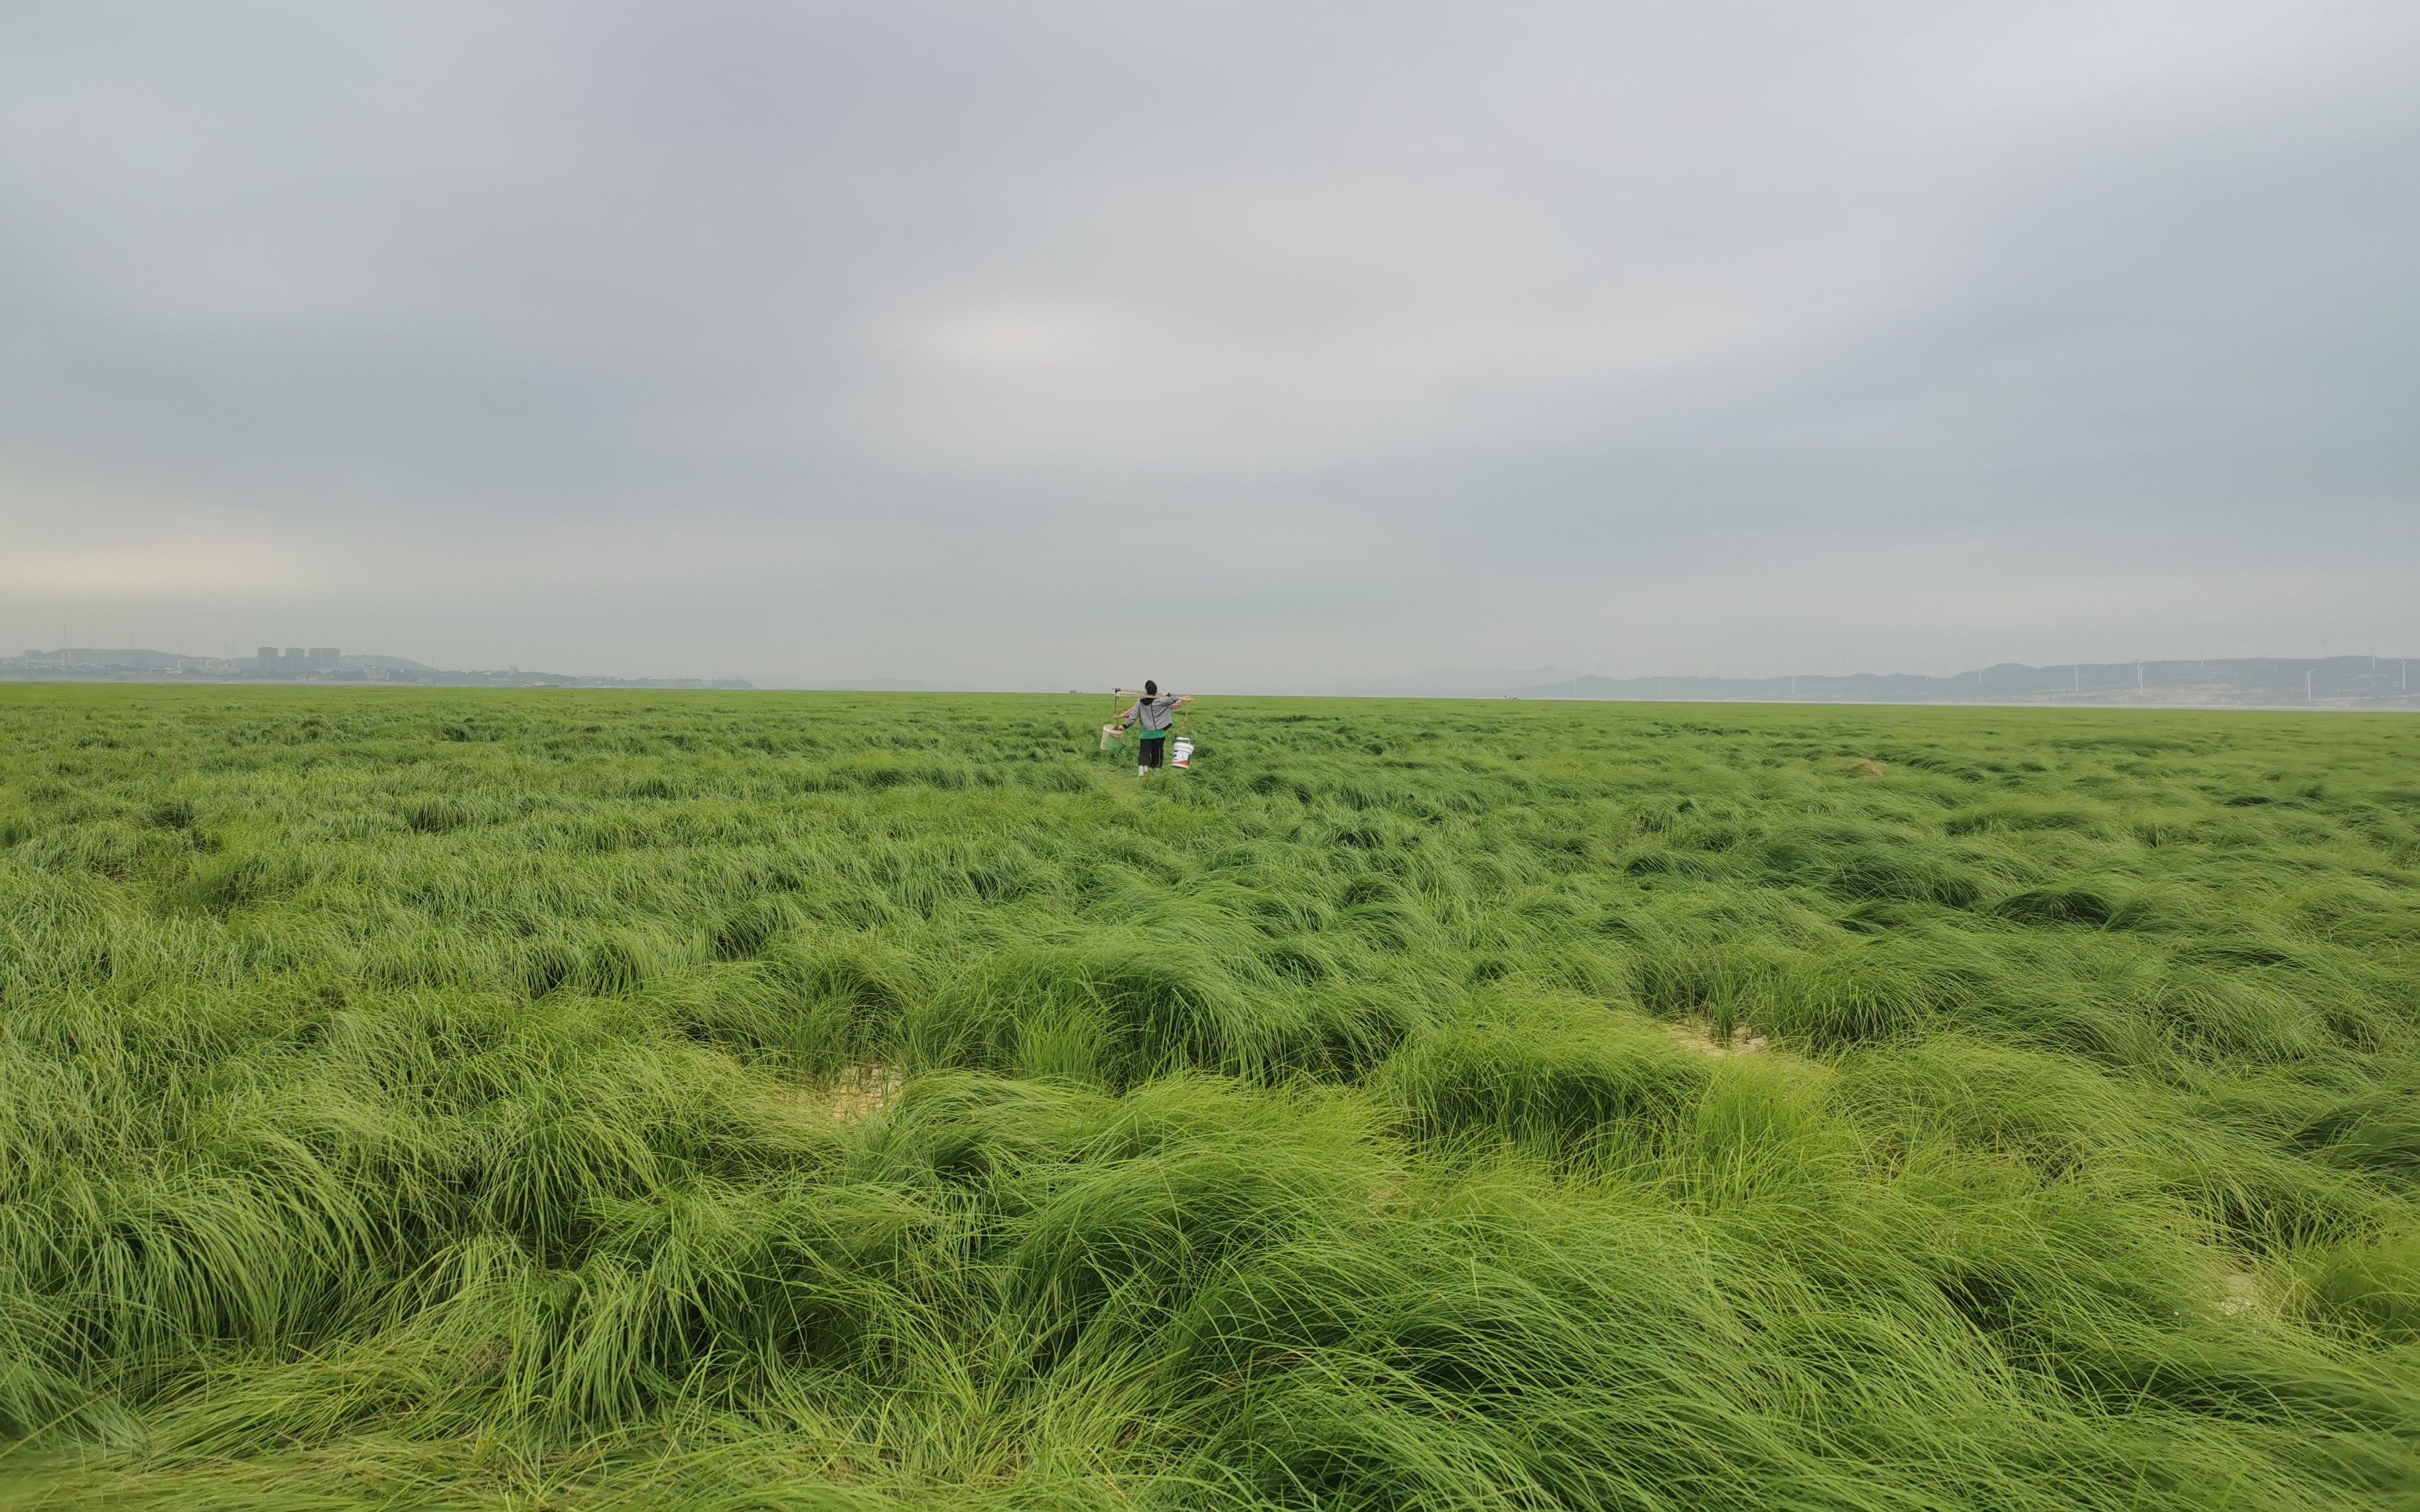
[{"left": 1144, "top": 679, "right": 1158, "bottom": 696}]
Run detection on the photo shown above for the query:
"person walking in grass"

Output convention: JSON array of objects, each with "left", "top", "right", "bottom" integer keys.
[{"left": 1117, "top": 680, "right": 1190, "bottom": 775}]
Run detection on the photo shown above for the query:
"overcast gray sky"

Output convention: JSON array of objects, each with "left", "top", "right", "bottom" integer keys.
[{"left": 3, "top": 1, "right": 2415, "bottom": 689}]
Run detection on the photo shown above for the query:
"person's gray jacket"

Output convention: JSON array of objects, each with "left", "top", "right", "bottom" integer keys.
[{"left": 1123, "top": 696, "right": 1179, "bottom": 733}]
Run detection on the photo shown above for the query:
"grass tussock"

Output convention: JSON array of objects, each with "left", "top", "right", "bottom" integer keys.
[{"left": 0, "top": 685, "right": 2416, "bottom": 1507}]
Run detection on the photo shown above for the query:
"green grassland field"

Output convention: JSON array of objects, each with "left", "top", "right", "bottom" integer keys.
[{"left": 1, "top": 685, "right": 2417, "bottom": 1509}]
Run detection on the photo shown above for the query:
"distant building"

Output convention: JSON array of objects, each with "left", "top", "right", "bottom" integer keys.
[{"left": 244, "top": 644, "right": 342, "bottom": 676}]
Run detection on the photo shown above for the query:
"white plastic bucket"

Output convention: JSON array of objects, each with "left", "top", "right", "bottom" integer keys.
[{"left": 1171, "top": 736, "right": 1193, "bottom": 769}]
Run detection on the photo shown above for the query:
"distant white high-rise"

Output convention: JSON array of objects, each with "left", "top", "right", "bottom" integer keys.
[{"left": 253, "top": 645, "right": 334, "bottom": 674}]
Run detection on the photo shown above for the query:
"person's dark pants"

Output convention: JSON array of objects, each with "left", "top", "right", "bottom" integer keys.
[{"left": 1138, "top": 734, "right": 1166, "bottom": 770}]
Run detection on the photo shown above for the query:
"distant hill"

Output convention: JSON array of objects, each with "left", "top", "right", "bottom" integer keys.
[
  {"left": 20, "top": 648, "right": 192, "bottom": 668},
  {"left": 1, "top": 649, "right": 739, "bottom": 688},
  {"left": 1322, "top": 658, "right": 2416, "bottom": 710},
  {"left": 1497, "top": 658, "right": 2415, "bottom": 710},
  {"left": 11, "top": 648, "right": 436, "bottom": 672}
]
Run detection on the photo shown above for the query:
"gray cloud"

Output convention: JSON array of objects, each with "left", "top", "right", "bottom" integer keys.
[{"left": 3, "top": 0, "right": 2414, "bottom": 686}]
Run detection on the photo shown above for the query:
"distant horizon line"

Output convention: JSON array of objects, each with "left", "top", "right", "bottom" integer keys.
[{"left": 4, "top": 649, "right": 2415, "bottom": 708}]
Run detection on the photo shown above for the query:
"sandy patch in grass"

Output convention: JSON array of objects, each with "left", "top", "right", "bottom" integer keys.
[
  {"left": 788, "top": 1064, "right": 902, "bottom": 1123},
  {"left": 1664, "top": 1021, "right": 1771, "bottom": 1057},
  {"left": 2213, "top": 1270, "right": 2269, "bottom": 1319}
]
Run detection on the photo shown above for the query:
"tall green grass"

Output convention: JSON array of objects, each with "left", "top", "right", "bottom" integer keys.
[{"left": 1, "top": 686, "right": 2415, "bottom": 1507}]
